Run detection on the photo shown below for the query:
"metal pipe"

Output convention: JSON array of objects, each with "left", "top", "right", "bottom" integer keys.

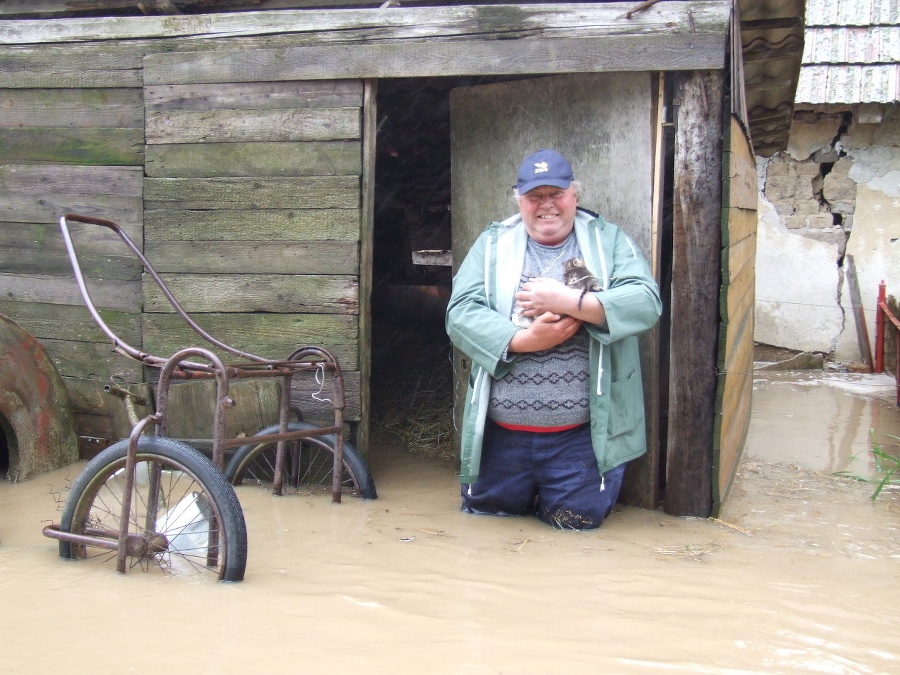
[
  {"left": 42, "top": 524, "right": 119, "bottom": 550},
  {"left": 117, "top": 414, "right": 160, "bottom": 573},
  {"left": 876, "top": 280, "right": 885, "bottom": 374}
]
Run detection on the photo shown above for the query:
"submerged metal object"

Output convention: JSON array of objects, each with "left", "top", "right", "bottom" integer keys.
[
  {"left": 42, "top": 213, "right": 364, "bottom": 580},
  {"left": 0, "top": 313, "right": 79, "bottom": 481}
]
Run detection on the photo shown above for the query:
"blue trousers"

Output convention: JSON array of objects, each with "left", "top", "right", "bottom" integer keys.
[{"left": 461, "top": 420, "right": 626, "bottom": 530}]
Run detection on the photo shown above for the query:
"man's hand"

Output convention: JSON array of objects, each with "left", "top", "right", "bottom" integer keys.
[
  {"left": 517, "top": 277, "right": 605, "bottom": 325},
  {"left": 508, "top": 312, "right": 582, "bottom": 353}
]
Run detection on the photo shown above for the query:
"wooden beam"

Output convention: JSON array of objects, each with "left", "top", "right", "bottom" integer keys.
[
  {"left": 664, "top": 69, "right": 723, "bottom": 518},
  {"left": 0, "top": 3, "right": 732, "bottom": 44},
  {"left": 356, "top": 78, "right": 376, "bottom": 456},
  {"left": 0, "top": 0, "right": 372, "bottom": 17},
  {"left": 145, "top": 35, "right": 725, "bottom": 84}
]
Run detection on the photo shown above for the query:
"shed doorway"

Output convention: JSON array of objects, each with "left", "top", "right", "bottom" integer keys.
[
  {"left": 370, "top": 77, "right": 511, "bottom": 465},
  {"left": 369, "top": 73, "right": 665, "bottom": 512}
]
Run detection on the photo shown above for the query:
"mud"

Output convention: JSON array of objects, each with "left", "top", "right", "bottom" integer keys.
[{"left": 0, "top": 370, "right": 897, "bottom": 674}]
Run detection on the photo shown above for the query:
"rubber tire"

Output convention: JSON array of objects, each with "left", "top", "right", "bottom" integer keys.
[
  {"left": 225, "top": 422, "right": 377, "bottom": 500},
  {"left": 60, "top": 436, "right": 248, "bottom": 582}
]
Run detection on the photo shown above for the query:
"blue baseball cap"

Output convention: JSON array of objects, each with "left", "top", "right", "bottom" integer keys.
[{"left": 515, "top": 149, "right": 574, "bottom": 194}]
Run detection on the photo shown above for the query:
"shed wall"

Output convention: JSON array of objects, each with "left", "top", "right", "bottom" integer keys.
[{"left": 0, "top": 3, "right": 753, "bottom": 517}]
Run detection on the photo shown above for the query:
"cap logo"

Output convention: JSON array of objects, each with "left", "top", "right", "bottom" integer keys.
[{"left": 533, "top": 162, "right": 549, "bottom": 174}]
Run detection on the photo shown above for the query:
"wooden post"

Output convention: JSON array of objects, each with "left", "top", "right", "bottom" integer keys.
[
  {"left": 357, "top": 79, "right": 377, "bottom": 456},
  {"left": 846, "top": 255, "right": 874, "bottom": 371},
  {"left": 665, "top": 70, "right": 723, "bottom": 517}
]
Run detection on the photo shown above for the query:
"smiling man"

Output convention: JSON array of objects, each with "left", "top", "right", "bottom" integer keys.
[{"left": 446, "top": 149, "right": 662, "bottom": 529}]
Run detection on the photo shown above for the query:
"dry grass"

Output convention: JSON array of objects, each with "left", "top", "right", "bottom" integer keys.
[{"left": 370, "top": 317, "right": 457, "bottom": 464}]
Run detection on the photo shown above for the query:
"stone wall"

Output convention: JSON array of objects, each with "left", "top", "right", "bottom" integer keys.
[{"left": 755, "top": 103, "right": 900, "bottom": 363}]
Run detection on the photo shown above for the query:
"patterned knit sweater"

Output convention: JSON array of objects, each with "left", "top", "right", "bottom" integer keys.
[{"left": 488, "top": 231, "right": 591, "bottom": 429}]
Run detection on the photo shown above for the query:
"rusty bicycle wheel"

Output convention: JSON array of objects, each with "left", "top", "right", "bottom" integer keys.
[
  {"left": 59, "top": 436, "right": 248, "bottom": 582},
  {"left": 225, "top": 422, "right": 377, "bottom": 500}
]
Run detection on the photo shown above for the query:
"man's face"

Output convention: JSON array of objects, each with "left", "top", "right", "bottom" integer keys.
[{"left": 518, "top": 185, "right": 578, "bottom": 246}]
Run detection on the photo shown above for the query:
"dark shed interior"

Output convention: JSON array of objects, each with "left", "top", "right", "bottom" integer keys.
[{"left": 371, "top": 77, "right": 498, "bottom": 461}]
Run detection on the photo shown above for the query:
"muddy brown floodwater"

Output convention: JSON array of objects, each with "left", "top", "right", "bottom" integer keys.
[{"left": 0, "top": 370, "right": 898, "bottom": 674}]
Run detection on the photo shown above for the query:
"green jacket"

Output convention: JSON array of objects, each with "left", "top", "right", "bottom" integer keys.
[{"left": 446, "top": 209, "right": 662, "bottom": 484}]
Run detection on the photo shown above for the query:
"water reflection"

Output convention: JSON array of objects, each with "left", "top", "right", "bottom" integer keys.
[{"left": 747, "top": 371, "right": 899, "bottom": 477}]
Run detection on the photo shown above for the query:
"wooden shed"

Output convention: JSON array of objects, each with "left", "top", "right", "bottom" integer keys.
[{"left": 0, "top": 0, "right": 804, "bottom": 517}]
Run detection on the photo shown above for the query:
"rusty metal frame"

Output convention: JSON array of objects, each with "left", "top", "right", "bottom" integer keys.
[
  {"left": 45, "top": 212, "right": 351, "bottom": 573},
  {"left": 875, "top": 281, "right": 900, "bottom": 407},
  {"left": 57, "top": 213, "right": 347, "bottom": 490}
]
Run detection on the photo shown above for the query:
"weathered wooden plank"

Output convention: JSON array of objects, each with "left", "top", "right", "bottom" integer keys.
[
  {"left": 0, "top": 44, "right": 143, "bottom": 87},
  {"left": 156, "top": 374, "right": 363, "bottom": 437},
  {"left": 144, "top": 208, "right": 360, "bottom": 242},
  {"left": 163, "top": 378, "right": 282, "bottom": 441},
  {"left": 714, "top": 368, "right": 752, "bottom": 499},
  {"left": 722, "top": 219, "right": 756, "bottom": 285},
  {"left": 0, "top": 194, "right": 142, "bottom": 226},
  {"left": 0, "top": 219, "right": 143, "bottom": 255},
  {"left": 0, "top": 128, "right": 143, "bottom": 165},
  {"left": 710, "top": 118, "right": 757, "bottom": 515},
  {"left": 43, "top": 338, "right": 143, "bottom": 382},
  {"left": 142, "top": 312, "right": 359, "bottom": 369},
  {"left": 145, "top": 240, "right": 359, "bottom": 275},
  {"left": 0, "top": 164, "right": 143, "bottom": 226},
  {"left": 717, "top": 327, "right": 754, "bottom": 411},
  {"left": 145, "top": 35, "right": 725, "bottom": 84},
  {"left": 143, "top": 176, "right": 360, "bottom": 210},
  {"left": 0, "top": 0, "right": 276, "bottom": 17},
  {"left": 1, "top": 4, "right": 731, "bottom": 45},
  {"left": 0, "top": 300, "right": 141, "bottom": 344},
  {"left": 0, "top": 88, "right": 143, "bottom": 128},
  {"left": 0, "top": 247, "right": 141, "bottom": 279},
  {"left": 721, "top": 327, "right": 754, "bottom": 403},
  {"left": 291, "top": 371, "right": 361, "bottom": 422},
  {"left": 720, "top": 368, "right": 754, "bottom": 444},
  {"left": 145, "top": 107, "right": 360, "bottom": 144},
  {"left": 665, "top": 70, "right": 723, "bottom": 518},
  {"left": 145, "top": 141, "right": 361, "bottom": 178},
  {"left": 719, "top": 351, "right": 753, "bottom": 428},
  {"left": 144, "top": 274, "right": 359, "bottom": 314},
  {"left": 722, "top": 205, "right": 757, "bottom": 250},
  {"left": 724, "top": 117, "right": 758, "bottom": 212},
  {"left": 0, "top": 164, "right": 143, "bottom": 196},
  {"left": 0, "top": 273, "right": 140, "bottom": 311},
  {"left": 144, "top": 80, "right": 364, "bottom": 112},
  {"left": 723, "top": 262, "right": 755, "bottom": 349}
]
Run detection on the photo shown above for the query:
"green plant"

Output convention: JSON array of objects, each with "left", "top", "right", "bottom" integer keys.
[{"left": 836, "top": 430, "right": 900, "bottom": 500}]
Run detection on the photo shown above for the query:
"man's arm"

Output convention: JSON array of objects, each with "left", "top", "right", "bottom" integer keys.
[
  {"left": 514, "top": 277, "right": 606, "bottom": 325},
  {"left": 508, "top": 311, "right": 583, "bottom": 353}
]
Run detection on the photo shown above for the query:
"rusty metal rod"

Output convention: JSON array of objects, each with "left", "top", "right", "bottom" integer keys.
[
  {"left": 117, "top": 414, "right": 160, "bottom": 573},
  {"left": 42, "top": 524, "right": 119, "bottom": 550}
]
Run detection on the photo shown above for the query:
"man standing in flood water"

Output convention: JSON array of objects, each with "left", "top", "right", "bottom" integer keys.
[{"left": 446, "top": 149, "right": 662, "bottom": 529}]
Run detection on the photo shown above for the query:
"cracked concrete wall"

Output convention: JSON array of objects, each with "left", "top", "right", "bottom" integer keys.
[{"left": 755, "top": 103, "right": 900, "bottom": 363}]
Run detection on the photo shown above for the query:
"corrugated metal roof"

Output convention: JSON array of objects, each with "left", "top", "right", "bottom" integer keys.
[
  {"left": 796, "top": 63, "right": 900, "bottom": 102},
  {"left": 797, "top": 0, "right": 899, "bottom": 103},
  {"left": 804, "top": 26, "right": 900, "bottom": 62},
  {"left": 805, "top": 0, "right": 899, "bottom": 26}
]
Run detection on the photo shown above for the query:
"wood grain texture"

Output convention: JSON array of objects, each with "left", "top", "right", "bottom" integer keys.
[{"left": 664, "top": 70, "right": 723, "bottom": 518}]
